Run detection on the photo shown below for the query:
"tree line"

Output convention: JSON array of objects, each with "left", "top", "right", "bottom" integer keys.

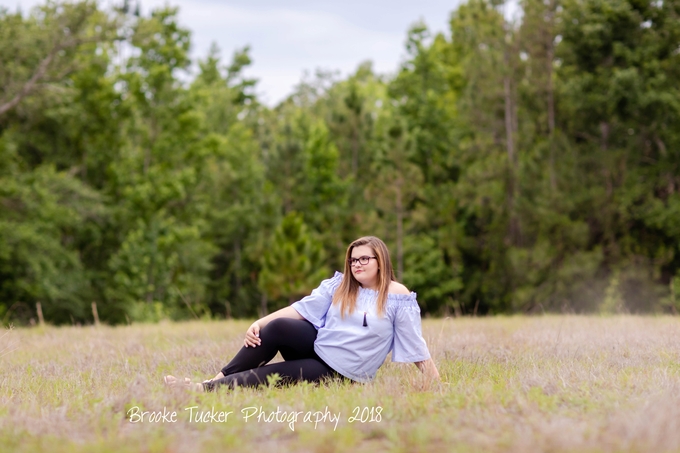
[{"left": 1, "top": 0, "right": 679, "bottom": 324}]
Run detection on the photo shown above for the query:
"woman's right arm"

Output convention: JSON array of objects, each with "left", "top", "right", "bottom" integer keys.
[{"left": 244, "top": 306, "right": 304, "bottom": 348}]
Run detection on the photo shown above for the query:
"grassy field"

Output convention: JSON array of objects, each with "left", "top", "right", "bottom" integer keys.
[{"left": 2, "top": 316, "right": 680, "bottom": 453}]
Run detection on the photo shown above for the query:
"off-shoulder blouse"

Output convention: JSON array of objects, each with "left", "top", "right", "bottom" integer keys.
[{"left": 291, "top": 271, "right": 431, "bottom": 382}]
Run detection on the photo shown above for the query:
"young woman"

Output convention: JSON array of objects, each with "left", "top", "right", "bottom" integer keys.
[{"left": 164, "top": 236, "right": 439, "bottom": 391}]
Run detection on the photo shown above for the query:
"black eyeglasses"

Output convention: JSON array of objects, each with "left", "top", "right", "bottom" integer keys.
[{"left": 348, "top": 256, "right": 377, "bottom": 266}]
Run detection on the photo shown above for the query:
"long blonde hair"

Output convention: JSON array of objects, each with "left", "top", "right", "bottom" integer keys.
[{"left": 332, "top": 236, "right": 396, "bottom": 317}]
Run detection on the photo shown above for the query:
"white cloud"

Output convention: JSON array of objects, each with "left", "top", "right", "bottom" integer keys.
[
  {"left": 174, "top": 3, "right": 402, "bottom": 104},
  {"left": 1, "top": 0, "right": 463, "bottom": 106}
]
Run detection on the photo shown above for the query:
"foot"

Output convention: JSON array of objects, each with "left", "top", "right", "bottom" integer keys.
[
  {"left": 163, "top": 375, "right": 187, "bottom": 386},
  {"left": 202, "top": 379, "right": 215, "bottom": 392},
  {"left": 164, "top": 375, "right": 204, "bottom": 392}
]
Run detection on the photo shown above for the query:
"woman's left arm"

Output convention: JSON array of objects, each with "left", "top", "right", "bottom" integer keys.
[
  {"left": 414, "top": 358, "right": 440, "bottom": 380},
  {"left": 388, "top": 281, "right": 440, "bottom": 381}
]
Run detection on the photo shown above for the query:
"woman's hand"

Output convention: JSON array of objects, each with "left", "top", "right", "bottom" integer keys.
[
  {"left": 242, "top": 307, "right": 304, "bottom": 348},
  {"left": 415, "top": 358, "right": 440, "bottom": 380},
  {"left": 244, "top": 321, "right": 262, "bottom": 348}
]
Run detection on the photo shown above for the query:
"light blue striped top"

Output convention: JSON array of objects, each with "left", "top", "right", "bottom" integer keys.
[{"left": 291, "top": 271, "right": 431, "bottom": 383}]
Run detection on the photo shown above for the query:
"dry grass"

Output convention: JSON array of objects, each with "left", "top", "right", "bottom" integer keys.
[{"left": 1, "top": 316, "right": 680, "bottom": 452}]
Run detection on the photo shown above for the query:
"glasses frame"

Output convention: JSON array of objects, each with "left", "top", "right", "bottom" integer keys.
[{"left": 348, "top": 256, "right": 377, "bottom": 267}]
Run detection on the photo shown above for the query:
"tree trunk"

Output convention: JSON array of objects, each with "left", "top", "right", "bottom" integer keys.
[
  {"left": 546, "top": 0, "right": 557, "bottom": 191},
  {"left": 234, "top": 239, "right": 242, "bottom": 299},
  {"left": 547, "top": 33, "right": 556, "bottom": 191},
  {"left": 260, "top": 293, "right": 268, "bottom": 317},
  {"left": 504, "top": 42, "right": 520, "bottom": 245},
  {"left": 395, "top": 180, "right": 404, "bottom": 280},
  {"left": 145, "top": 224, "right": 158, "bottom": 303},
  {"left": 600, "top": 122, "right": 609, "bottom": 152},
  {"left": 351, "top": 123, "right": 359, "bottom": 176},
  {"left": 600, "top": 122, "right": 613, "bottom": 197}
]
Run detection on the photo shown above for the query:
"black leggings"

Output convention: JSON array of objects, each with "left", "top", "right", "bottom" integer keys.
[{"left": 204, "top": 318, "right": 340, "bottom": 391}]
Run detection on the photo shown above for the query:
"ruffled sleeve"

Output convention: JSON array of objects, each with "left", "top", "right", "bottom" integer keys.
[
  {"left": 389, "top": 295, "right": 431, "bottom": 363},
  {"left": 291, "top": 271, "right": 343, "bottom": 329}
]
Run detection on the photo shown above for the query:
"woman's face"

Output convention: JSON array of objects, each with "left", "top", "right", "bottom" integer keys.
[{"left": 350, "top": 245, "right": 379, "bottom": 290}]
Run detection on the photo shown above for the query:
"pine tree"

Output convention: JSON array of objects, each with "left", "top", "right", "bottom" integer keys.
[{"left": 258, "top": 213, "right": 329, "bottom": 312}]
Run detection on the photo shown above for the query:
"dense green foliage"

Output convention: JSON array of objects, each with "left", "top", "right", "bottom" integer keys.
[{"left": 1, "top": 0, "right": 679, "bottom": 324}]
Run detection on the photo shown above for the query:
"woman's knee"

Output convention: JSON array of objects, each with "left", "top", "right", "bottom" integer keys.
[
  {"left": 259, "top": 317, "right": 294, "bottom": 340},
  {"left": 260, "top": 318, "right": 316, "bottom": 340}
]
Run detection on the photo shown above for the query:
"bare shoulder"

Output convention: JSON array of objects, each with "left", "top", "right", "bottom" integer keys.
[{"left": 389, "top": 281, "right": 411, "bottom": 295}]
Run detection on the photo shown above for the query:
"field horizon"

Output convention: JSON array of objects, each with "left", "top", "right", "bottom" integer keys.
[{"left": 2, "top": 315, "right": 680, "bottom": 452}]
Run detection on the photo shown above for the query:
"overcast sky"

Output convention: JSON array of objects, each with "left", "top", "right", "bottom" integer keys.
[{"left": 1, "top": 1, "right": 519, "bottom": 106}]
